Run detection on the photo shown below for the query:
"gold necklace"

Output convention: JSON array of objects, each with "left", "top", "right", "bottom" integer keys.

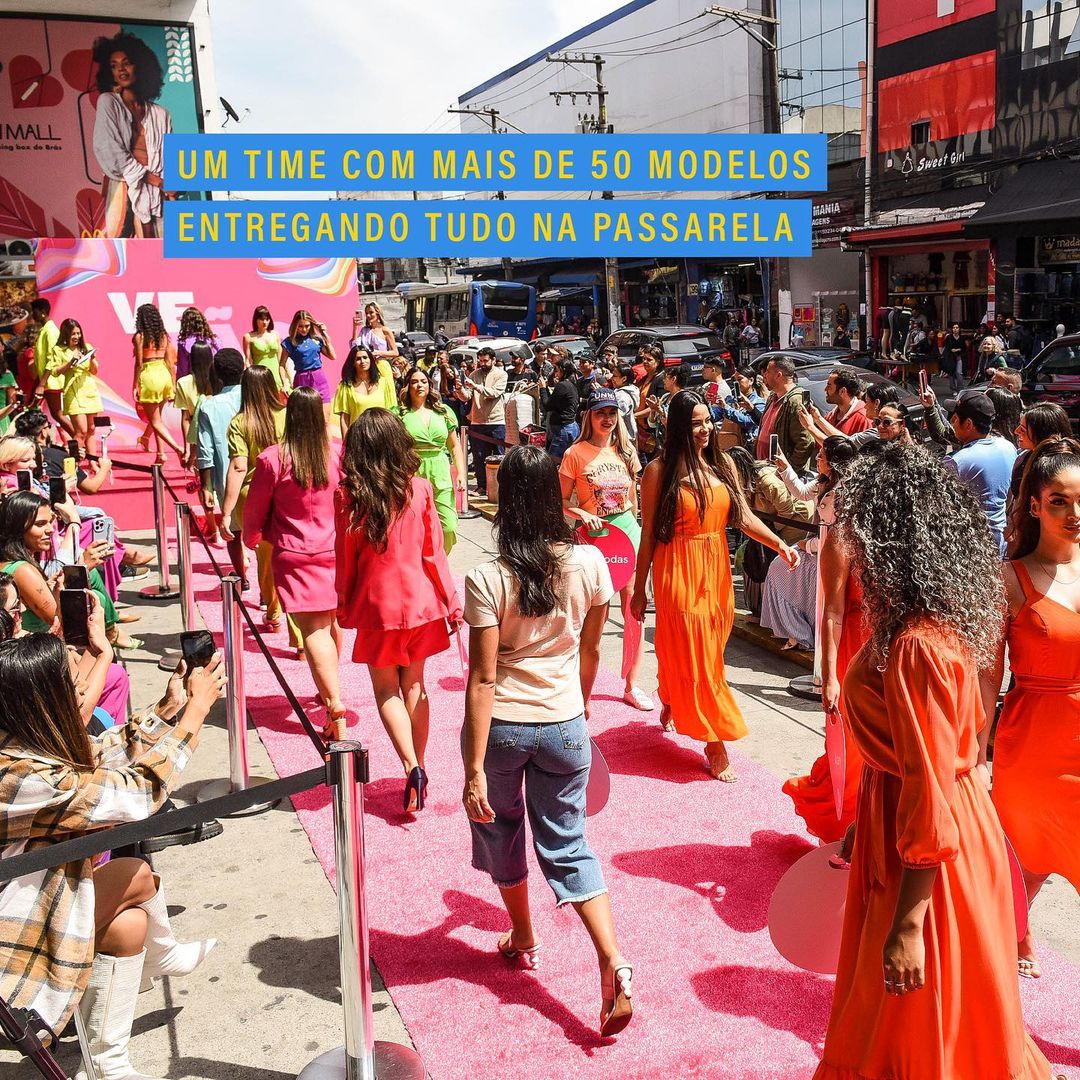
[{"left": 1033, "top": 558, "right": 1080, "bottom": 587}]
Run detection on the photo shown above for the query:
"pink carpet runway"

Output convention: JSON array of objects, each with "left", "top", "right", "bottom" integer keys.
[{"left": 185, "top": 544, "right": 1080, "bottom": 1079}]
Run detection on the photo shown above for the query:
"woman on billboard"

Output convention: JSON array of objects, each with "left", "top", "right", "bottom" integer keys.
[{"left": 91, "top": 31, "right": 173, "bottom": 238}]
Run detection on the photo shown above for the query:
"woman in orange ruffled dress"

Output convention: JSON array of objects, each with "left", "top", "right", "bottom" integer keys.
[
  {"left": 815, "top": 442, "right": 1054, "bottom": 1080},
  {"left": 984, "top": 436, "right": 1080, "bottom": 980},
  {"left": 783, "top": 524, "right": 869, "bottom": 842}
]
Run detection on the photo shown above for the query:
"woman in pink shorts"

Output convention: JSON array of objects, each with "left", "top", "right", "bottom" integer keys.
[{"left": 335, "top": 408, "right": 461, "bottom": 812}]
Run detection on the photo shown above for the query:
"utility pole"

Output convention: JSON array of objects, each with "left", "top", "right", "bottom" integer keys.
[
  {"left": 447, "top": 105, "right": 514, "bottom": 279},
  {"left": 703, "top": 5, "right": 788, "bottom": 346},
  {"left": 547, "top": 53, "right": 621, "bottom": 334}
]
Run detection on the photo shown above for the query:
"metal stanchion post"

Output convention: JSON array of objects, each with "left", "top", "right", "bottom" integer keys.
[
  {"left": 298, "top": 743, "right": 425, "bottom": 1080},
  {"left": 140, "top": 463, "right": 180, "bottom": 599},
  {"left": 197, "top": 576, "right": 277, "bottom": 813},
  {"left": 457, "top": 427, "right": 480, "bottom": 520},
  {"left": 788, "top": 522, "right": 826, "bottom": 701},
  {"left": 159, "top": 502, "right": 196, "bottom": 671}
]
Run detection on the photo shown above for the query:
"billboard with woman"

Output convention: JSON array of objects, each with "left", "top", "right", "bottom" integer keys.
[{"left": 0, "top": 15, "right": 204, "bottom": 240}]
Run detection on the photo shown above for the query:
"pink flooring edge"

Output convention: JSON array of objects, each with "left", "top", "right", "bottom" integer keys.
[{"left": 186, "top": 545, "right": 1080, "bottom": 1080}]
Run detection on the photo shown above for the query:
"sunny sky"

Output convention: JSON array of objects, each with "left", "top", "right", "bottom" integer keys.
[{"left": 209, "top": 0, "right": 622, "bottom": 136}]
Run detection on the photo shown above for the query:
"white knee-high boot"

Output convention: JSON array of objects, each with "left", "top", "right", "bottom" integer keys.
[
  {"left": 74, "top": 950, "right": 159, "bottom": 1080},
  {"left": 138, "top": 875, "right": 217, "bottom": 990}
]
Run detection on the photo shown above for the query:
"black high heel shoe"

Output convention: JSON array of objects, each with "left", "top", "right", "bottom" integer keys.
[{"left": 403, "top": 766, "right": 427, "bottom": 812}]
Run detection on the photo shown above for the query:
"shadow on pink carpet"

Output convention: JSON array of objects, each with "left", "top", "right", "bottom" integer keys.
[{"left": 188, "top": 548, "right": 1080, "bottom": 1080}]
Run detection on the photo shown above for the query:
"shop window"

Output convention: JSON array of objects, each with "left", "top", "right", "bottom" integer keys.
[{"left": 911, "top": 120, "right": 931, "bottom": 145}]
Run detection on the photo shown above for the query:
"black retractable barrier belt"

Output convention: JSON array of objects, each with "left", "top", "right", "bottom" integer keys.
[
  {"left": 0, "top": 766, "right": 326, "bottom": 883},
  {"left": 757, "top": 511, "right": 816, "bottom": 534},
  {"left": 105, "top": 459, "right": 154, "bottom": 475}
]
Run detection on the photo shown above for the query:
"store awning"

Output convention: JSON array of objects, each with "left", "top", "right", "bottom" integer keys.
[
  {"left": 843, "top": 219, "right": 969, "bottom": 247},
  {"left": 842, "top": 187, "right": 986, "bottom": 249},
  {"left": 964, "top": 159, "right": 1080, "bottom": 236},
  {"left": 538, "top": 286, "right": 593, "bottom": 301}
]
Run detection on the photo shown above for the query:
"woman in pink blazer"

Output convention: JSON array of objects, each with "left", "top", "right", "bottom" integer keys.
[
  {"left": 244, "top": 387, "right": 345, "bottom": 739},
  {"left": 335, "top": 408, "right": 462, "bottom": 812}
]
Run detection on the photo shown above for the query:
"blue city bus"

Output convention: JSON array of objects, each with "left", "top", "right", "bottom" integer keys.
[{"left": 396, "top": 280, "right": 537, "bottom": 339}]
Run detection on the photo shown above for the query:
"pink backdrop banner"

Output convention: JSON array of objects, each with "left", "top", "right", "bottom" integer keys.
[{"left": 36, "top": 238, "right": 358, "bottom": 446}]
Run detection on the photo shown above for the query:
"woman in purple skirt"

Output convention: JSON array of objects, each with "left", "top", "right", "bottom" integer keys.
[{"left": 280, "top": 309, "right": 337, "bottom": 423}]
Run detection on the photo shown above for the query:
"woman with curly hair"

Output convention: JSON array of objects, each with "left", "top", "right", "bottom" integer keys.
[
  {"left": 814, "top": 441, "right": 1053, "bottom": 1080},
  {"left": 630, "top": 391, "right": 798, "bottom": 781},
  {"left": 176, "top": 306, "right": 218, "bottom": 382},
  {"left": 334, "top": 409, "right": 461, "bottom": 811},
  {"left": 132, "top": 302, "right": 183, "bottom": 463},
  {"left": 91, "top": 31, "right": 173, "bottom": 238},
  {"left": 398, "top": 365, "right": 467, "bottom": 553},
  {"left": 984, "top": 436, "right": 1080, "bottom": 981}
]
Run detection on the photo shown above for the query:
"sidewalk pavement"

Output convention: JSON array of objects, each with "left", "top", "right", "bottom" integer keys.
[{"left": 4, "top": 512, "right": 1077, "bottom": 1078}]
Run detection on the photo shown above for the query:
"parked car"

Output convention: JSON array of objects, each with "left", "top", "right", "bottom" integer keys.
[
  {"left": 792, "top": 363, "right": 927, "bottom": 434},
  {"left": 531, "top": 334, "right": 596, "bottom": 362},
  {"left": 747, "top": 348, "right": 874, "bottom": 375},
  {"left": 449, "top": 337, "right": 533, "bottom": 369},
  {"left": 599, "top": 326, "right": 732, "bottom": 383},
  {"left": 398, "top": 331, "right": 435, "bottom": 354},
  {"left": 1021, "top": 334, "right": 1080, "bottom": 433}
]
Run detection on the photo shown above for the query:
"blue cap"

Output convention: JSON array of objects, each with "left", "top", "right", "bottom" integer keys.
[{"left": 588, "top": 388, "right": 619, "bottom": 411}]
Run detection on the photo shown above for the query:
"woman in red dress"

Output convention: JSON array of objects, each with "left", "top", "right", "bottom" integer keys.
[
  {"left": 815, "top": 442, "right": 1054, "bottom": 1080},
  {"left": 335, "top": 408, "right": 462, "bottom": 812},
  {"left": 985, "top": 436, "right": 1080, "bottom": 979}
]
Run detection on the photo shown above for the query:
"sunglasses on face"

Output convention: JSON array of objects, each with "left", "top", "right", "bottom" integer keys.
[{"left": 874, "top": 417, "right": 902, "bottom": 428}]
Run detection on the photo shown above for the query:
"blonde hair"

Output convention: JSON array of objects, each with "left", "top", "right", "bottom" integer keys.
[
  {"left": 0, "top": 436, "right": 35, "bottom": 471},
  {"left": 575, "top": 407, "right": 640, "bottom": 474},
  {"left": 364, "top": 302, "right": 386, "bottom": 328}
]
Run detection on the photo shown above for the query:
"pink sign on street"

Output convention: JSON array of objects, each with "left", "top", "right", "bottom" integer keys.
[{"left": 35, "top": 238, "right": 358, "bottom": 446}]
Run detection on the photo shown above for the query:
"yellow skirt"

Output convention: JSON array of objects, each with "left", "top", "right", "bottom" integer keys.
[{"left": 138, "top": 359, "right": 173, "bottom": 404}]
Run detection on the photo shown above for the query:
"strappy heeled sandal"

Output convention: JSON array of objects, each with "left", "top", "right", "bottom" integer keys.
[
  {"left": 600, "top": 962, "right": 633, "bottom": 1037},
  {"left": 322, "top": 702, "right": 347, "bottom": 742},
  {"left": 497, "top": 932, "right": 541, "bottom": 970}
]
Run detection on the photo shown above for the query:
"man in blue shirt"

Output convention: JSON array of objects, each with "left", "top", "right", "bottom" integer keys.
[
  {"left": 196, "top": 348, "right": 244, "bottom": 540},
  {"left": 942, "top": 391, "right": 1017, "bottom": 556}
]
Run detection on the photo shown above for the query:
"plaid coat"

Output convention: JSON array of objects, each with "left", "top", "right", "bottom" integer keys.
[{"left": 0, "top": 715, "right": 196, "bottom": 1031}]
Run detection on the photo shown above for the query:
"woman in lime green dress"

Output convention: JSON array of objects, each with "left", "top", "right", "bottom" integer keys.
[
  {"left": 397, "top": 365, "right": 467, "bottom": 553},
  {"left": 242, "top": 305, "right": 285, "bottom": 393},
  {"left": 332, "top": 344, "right": 396, "bottom": 438},
  {"left": 0, "top": 356, "right": 17, "bottom": 436},
  {"left": 50, "top": 318, "right": 102, "bottom": 455}
]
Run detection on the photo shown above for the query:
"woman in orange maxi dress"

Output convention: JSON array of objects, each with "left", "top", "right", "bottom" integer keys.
[
  {"left": 816, "top": 443, "right": 1053, "bottom": 1080},
  {"left": 631, "top": 391, "right": 798, "bottom": 781},
  {"left": 784, "top": 529, "right": 869, "bottom": 842},
  {"left": 984, "top": 436, "right": 1080, "bottom": 979}
]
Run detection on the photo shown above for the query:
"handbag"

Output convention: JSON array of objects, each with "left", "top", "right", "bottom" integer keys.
[{"left": 742, "top": 539, "right": 777, "bottom": 584}]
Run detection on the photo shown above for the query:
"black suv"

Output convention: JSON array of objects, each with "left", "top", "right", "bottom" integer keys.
[
  {"left": 599, "top": 326, "right": 732, "bottom": 383},
  {"left": 1021, "top": 334, "right": 1080, "bottom": 434}
]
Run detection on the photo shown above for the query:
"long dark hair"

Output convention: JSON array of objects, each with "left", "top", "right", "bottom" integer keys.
[
  {"left": 134, "top": 303, "right": 167, "bottom": 350},
  {"left": 92, "top": 31, "right": 163, "bottom": 101},
  {"left": 57, "top": 318, "right": 86, "bottom": 351},
  {"left": 283, "top": 387, "right": 330, "bottom": 490},
  {"left": 341, "top": 345, "right": 379, "bottom": 388},
  {"left": 1022, "top": 403, "right": 1072, "bottom": 446},
  {"left": 399, "top": 365, "right": 449, "bottom": 416},
  {"left": 494, "top": 446, "right": 576, "bottom": 618},
  {"left": 339, "top": 409, "right": 419, "bottom": 552},
  {"left": 189, "top": 341, "right": 218, "bottom": 398},
  {"left": 0, "top": 491, "right": 50, "bottom": 570},
  {"left": 0, "top": 635, "right": 93, "bottom": 769},
  {"left": 818, "top": 435, "right": 857, "bottom": 494},
  {"left": 236, "top": 366, "right": 283, "bottom": 457},
  {"left": 1008, "top": 436, "right": 1080, "bottom": 559},
  {"left": 726, "top": 445, "right": 757, "bottom": 499},
  {"left": 653, "top": 391, "right": 747, "bottom": 544},
  {"left": 986, "top": 388, "right": 1022, "bottom": 448}
]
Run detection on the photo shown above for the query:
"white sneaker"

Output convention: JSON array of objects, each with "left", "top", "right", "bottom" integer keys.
[{"left": 623, "top": 687, "right": 655, "bottom": 711}]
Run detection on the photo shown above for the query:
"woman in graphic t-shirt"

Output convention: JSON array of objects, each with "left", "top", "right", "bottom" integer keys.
[{"left": 559, "top": 387, "right": 653, "bottom": 712}]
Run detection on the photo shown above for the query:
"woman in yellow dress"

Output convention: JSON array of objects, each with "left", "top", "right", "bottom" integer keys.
[
  {"left": 332, "top": 343, "right": 396, "bottom": 439},
  {"left": 242, "top": 305, "right": 286, "bottom": 393},
  {"left": 132, "top": 302, "right": 183, "bottom": 464},
  {"left": 631, "top": 391, "right": 798, "bottom": 781},
  {"left": 49, "top": 319, "right": 102, "bottom": 456}
]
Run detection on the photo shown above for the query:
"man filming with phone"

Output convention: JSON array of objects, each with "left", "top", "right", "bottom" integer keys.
[{"left": 753, "top": 356, "right": 814, "bottom": 472}]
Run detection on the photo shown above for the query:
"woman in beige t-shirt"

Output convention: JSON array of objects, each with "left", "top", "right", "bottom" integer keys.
[{"left": 461, "top": 445, "right": 633, "bottom": 1039}]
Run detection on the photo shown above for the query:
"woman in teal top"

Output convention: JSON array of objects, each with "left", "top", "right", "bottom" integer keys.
[{"left": 397, "top": 366, "right": 467, "bottom": 553}]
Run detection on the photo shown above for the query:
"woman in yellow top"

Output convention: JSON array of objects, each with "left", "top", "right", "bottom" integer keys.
[
  {"left": 49, "top": 318, "right": 102, "bottom": 456},
  {"left": 242, "top": 305, "right": 286, "bottom": 393},
  {"left": 219, "top": 366, "right": 299, "bottom": 646},
  {"left": 132, "top": 302, "right": 184, "bottom": 464},
  {"left": 332, "top": 344, "right": 396, "bottom": 439}
]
